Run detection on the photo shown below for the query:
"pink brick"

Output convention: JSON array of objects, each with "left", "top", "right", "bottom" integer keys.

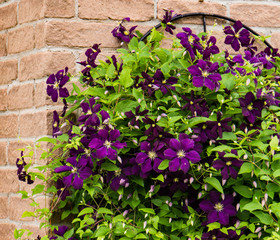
[
  {"left": 0, "top": 88, "right": 7, "bottom": 111},
  {"left": 0, "top": 114, "right": 18, "bottom": 138},
  {"left": 45, "top": 0, "right": 75, "bottom": 18},
  {"left": 0, "top": 169, "right": 19, "bottom": 193},
  {"left": 18, "top": 0, "right": 44, "bottom": 24},
  {"left": 0, "top": 33, "right": 6, "bottom": 57},
  {"left": 0, "top": 142, "right": 7, "bottom": 165},
  {"left": 8, "top": 83, "right": 34, "bottom": 110},
  {"left": 0, "top": 3, "right": 17, "bottom": 31},
  {"left": 0, "top": 223, "right": 16, "bottom": 240},
  {"left": 0, "top": 59, "right": 18, "bottom": 85}
]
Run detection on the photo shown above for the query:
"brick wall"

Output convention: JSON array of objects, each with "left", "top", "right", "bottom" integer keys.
[{"left": 0, "top": 0, "right": 279, "bottom": 239}]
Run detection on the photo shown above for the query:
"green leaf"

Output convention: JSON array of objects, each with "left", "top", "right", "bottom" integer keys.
[
  {"left": 72, "top": 83, "right": 80, "bottom": 94},
  {"left": 157, "top": 159, "right": 169, "bottom": 170},
  {"left": 78, "top": 207, "right": 94, "bottom": 217},
  {"left": 220, "top": 73, "right": 236, "bottom": 90},
  {"left": 270, "top": 136, "right": 279, "bottom": 150},
  {"left": 97, "top": 207, "right": 113, "bottom": 215},
  {"left": 106, "top": 63, "right": 116, "bottom": 78},
  {"left": 210, "top": 145, "right": 232, "bottom": 153},
  {"left": 135, "top": 233, "right": 148, "bottom": 239},
  {"left": 82, "top": 87, "right": 106, "bottom": 98},
  {"left": 32, "top": 184, "right": 45, "bottom": 195},
  {"left": 119, "top": 67, "right": 133, "bottom": 88},
  {"left": 221, "top": 132, "right": 237, "bottom": 141},
  {"left": 186, "top": 117, "right": 209, "bottom": 128},
  {"left": 233, "top": 185, "right": 253, "bottom": 198},
  {"left": 273, "top": 169, "right": 280, "bottom": 178},
  {"left": 204, "top": 177, "right": 223, "bottom": 194},
  {"left": 207, "top": 222, "right": 221, "bottom": 231},
  {"left": 94, "top": 226, "right": 110, "bottom": 237},
  {"left": 131, "top": 176, "right": 144, "bottom": 187},
  {"left": 57, "top": 134, "right": 69, "bottom": 142},
  {"left": 253, "top": 211, "right": 274, "bottom": 225},
  {"left": 152, "top": 174, "right": 164, "bottom": 182},
  {"left": 239, "top": 162, "right": 254, "bottom": 174},
  {"left": 139, "top": 208, "right": 155, "bottom": 215},
  {"left": 72, "top": 125, "right": 81, "bottom": 135},
  {"left": 101, "top": 162, "right": 119, "bottom": 171},
  {"left": 36, "top": 137, "right": 56, "bottom": 144},
  {"left": 22, "top": 211, "right": 35, "bottom": 218},
  {"left": 242, "top": 202, "right": 263, "bottom": 212},
  {"left": 64, "top": 228, "right": 74, "bottom": 239}
]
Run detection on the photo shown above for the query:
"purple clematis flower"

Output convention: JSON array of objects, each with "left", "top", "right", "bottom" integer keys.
[
  {"left": 143, "top": 116, "right": 164, "bottom": 141},
  {"left": 201, "top": 35, "right": 220, "bottom": 60},
  {"left": 78, "top": 97, "right": 101, "bottom": 127},
  {"left": 164, "top": 134, "right": 201, "bottom": 173},
  {"left": 56, "top": 179, "right": 70, "bottom": 201},
  {"left": 224, "top": 20, "right": 250, "bottom": 51},
  {"left": 112, "top": 17, "right": 137, "bottom": 43},
  {"left": 52, "top": 110, "right": 61, "bottom": 137},
  {"left": 46, "top": 67, "right": 69, "bottom": 102},
  {"left": 257, "top": 47, "right": 280, "bottom": 69},
  {"left": 257, "top": 88, "right": 280, "bottom": 106},
  {"left": 136, "top": 141, "right": 165, "bottom": 174},
  {"left": 55, "top": 157, "right": 92, "bottom": 190},
  {"left": 212, "top": 150, "right": 243, "bottom": 180},
  {"left": 160, "top": 171, "right": 190, "bottom": 194},
  {"left": 206, "top": 112, "right": 232, "bottom": 138},
  {"left": 16, "top": 151, "right": 34, "bottom": 184},
  {"left": 199, "top": 191, "right": 237, "bottom": 225},
  {"left": 188, "top": 59, "right": 221, "bottom": 91},
  {"left": 162, "top": 10, "right": 178, "bottom": 34},
  {"left": 153, "top": 69, "right": 178, "bottom": 94},
  {"left": 50, "top": 225, "right": 77, "bottom": 240},
  {"left": 238, "top": 92, "right": 263, "bottom": 123},
  {"left": 89, "top": 129, "right": 126, "bottom": 160},
  {"left": 125, "top": 105, "right": 148, "bottom": 128}
]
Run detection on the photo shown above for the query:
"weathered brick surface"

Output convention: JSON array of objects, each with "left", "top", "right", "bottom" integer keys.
[
  {"left": 0, "top": 33, "right": 6, "bottom": 57},
  {"left": 18, "top": 0, "right": 44, "bottom": 24},
  {"left": 0, "top": 59, "right": 18, "bottom": 85},
  {"left": 35, "top": 22, "right": 46, "bottom": 48},
  {"left": 19, "top": 51, "right": 75, "bottom": 81},
  {"left": 45, "top": 0, "right": 75, "bottom": 18},
  {"left": 0, "top": 89, "right": 7, "bottom": 111},
  {"left": 8, "top": 84, "right": 34, "bottom": 110},
  {"left": 271, "top": 32, "right": 280, "bottom": 49},
  {"left": 0, "top": 169, "right": 19, "bottom": 193},
  {"left": 0, "top": 196, "right": 8, "bottom": 218},
  {"left": 230, "top": 3, "right": 280, "bottom": 27},
  {"left": 0, "top": 3, "right": 17, "bottom": 31},
  {"left": 79, "top": 0, "right": 154, "bottom": 21},
  {"left": 9, "top": 196, "right": 34, "bottom": 221},
  {"left": 46, "top": 21, "right": 120, "bottom": 48},
  {"left": 7, "top": 25, "right": 35, "bottom": 54},
  {"left": 8, "top": 140, "right": 34, "bottom": 165},
  {"left": 19, "top": 111, "right": 52, "bottom": 137},
  {"left": 0, "top": 223, "right": 16, "bottom": 240},
  {"left": 0, "top": 142, "right": 7, "bottom": 165},
  {"left": 158, "top": 0, "right": 226, "bottom": 22},
  {"left": 0, "top": 114, "right": 18, "bottom": 138}
]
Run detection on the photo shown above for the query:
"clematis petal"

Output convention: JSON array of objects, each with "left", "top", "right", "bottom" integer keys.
[
  {"left": 67, "top": 157, "right": 77, "bottom": 166},
  {"left": 63, "top": 174, "right": 73, "bottom": 187},
  {"left": 192, "top": 76, "right": 204, "bottom": 88},
  {"left": 79, "top": 167, "right": 92, "bottom": 180},
  {"left": 140, "top": 141, "right": 151, "bottom": 152},
  {"left": 218, "top": 211, "right": 229, "bottom": 225},
  {"left": 109, "top": 129, "right": 120, "bottom": 141},
  {"left": 212, "top": 160, "right": 225, "bottom": 170},
  {"left": 164, "top": 149, "right": 177, "bottom": 159},
  {"left": 208, "top": 211, "right": 219, "bottom": 223},
  {"left": 185, "top": 150, "right": 201, "bottom": 163},
  {"left": 89, "top": 138, "right": 104, "bottom": 149},
  {"left": 96, "top": 146, "right": 107, "bottom": 159},
  {"left": 169, "top": 139, "right": 181, "bottom": 151},
  {"left": 169, "top": 158, "right": 180, "bottom": 172},
  {"left": 107, "top": 148, "right": 117, "bottom": 160},
  {"left": 141, "top": 158, "right": 152, "bottom": 173},
  {"left": 136, "top": 152, "right": 148, "bottom": 164},
  {"left": 46, "top": 74, "right": 56, "bottom": 84},
  {"left": 55, "top": 165, "right": 72, "bottom": 173},
  {"left": 72, "top": 174, "right": 83, "bottom": 189},
  {"left": 181, "top": 138, "right": 195, "bottom": 152},
  {"left": 199, "top": 200, "right": 214, "bottom": 212},
  {"left": 204, "top": 78, "right": 215, "bottom": 91},
  {"left": 180, "top": 158, "right": 190, "bottom": 173}
]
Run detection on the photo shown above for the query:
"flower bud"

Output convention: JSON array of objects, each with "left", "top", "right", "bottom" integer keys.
[
  {"left": 204, "top": 184, "right": 207, "bottom": 191},
  {"left": 177, "top": 73, "right": 181, "bottom": 77},
  {"left": 185, "top": 199, "right": 188, "bottom": 206},
  {"left": 127, "top": 194, "right": 132, "bottom": 199},
  {"left": 233, "top": 192, "right": 236, "bottom": 197},
  {"left": 255, "top": 227, "right": 262, "bottom": 233},
  {"left": 198, "top": 192, "right": 202, "bottom": 199},
  {"left": 169, "top": 217, "right": 172, "bottom": 223},
  {"left": 261, "top": 199, "right": 265, "bottom": 207},
  {"left": 145, "top": 213, "right": 148, "bottom": 218},
  {"left": 125, "top": 182, "right": 129, "bottom": 188},
  {"left": 236, "top": 203, "right": 240, "bottom": 211},
  {"left": 235, "top": 220, "right": 240, "bottom": 228},
  {"left": 104, "top": 90, "right": 109, "bottom": 95},
  {"left": 246, "top": 78, "right": 250, "bottom": 86},
  {"left": 184, "top": 178, "right": 188, "bottom": 184},
  {"left": 156, "top": 115, "right": 161, "bottom": 122},
  {"left": 149, "top": 185, "right": 155, "bottom": 193},
  {"left": 143, "top": 221, "right": 147, "bottom": 229},
  {"left": 222, "top": 179, "right": 227, "bottom": 186},
  {"left": 117, "top": 156, "right": 122, "bottom": 164},
  {"left": 266, "top": 161, "right": 269, "bottom": 168},
  {"left": 132, "top": 139, "right": 138, "bottom": 145},
  {"left": 177, "top": 101, "right": 181, "bottom": 107},
  {"left": 253, "top": 181, "right": 257, "bottom": 188},
  {"left": 243, "top": 154, "right": 248, "bottom": 160},
  {"left": 251, "top": 170, "right": 254, "bottom": 177},
  {"left": 232, "top": 124, "right": 236, "bottom": 132},
  {"left": 264, "top": 193, "right": 268, "bottom": 202},
  {"left": 189, "top": 177, "right": 194, "bottom": 184},
  {"left": 118, "top": 194, "right": 123, "bottom": 201},
  {"left": 123, "top": 210, "right": 129, "bottom": 217},
  {"left": 109, "top": 223, "right": 112, "bottom": 229},
  {"left": 122, "top": 223, "right": 125, "bottom": 228},
  {"left": 131, "top": 50, "right": 136, "bottom": 53},
  {"left": 221, "top": 193, "right": 225, "bottom": 200},
  {"left": 172, "top": 95, "right": 178, "bottom": 101},
  {"left": 169, "top": 202, "right": 173, "bottom": 207},
  {"left": 120, "top": 178, "right": 126, "bottom": 185}
]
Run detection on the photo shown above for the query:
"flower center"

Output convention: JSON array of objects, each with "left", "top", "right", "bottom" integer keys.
[
  {"left": 188, "top": 36, "right": 194, "bottom": 43},
  {"left": 53, "top": 122, "right": 58, "bottom": 128},
  {"left": 177, "top": 150, "right": 186, "bottom": 159},
  {"left": 123, "top": 31, "right": 129, "bottom": 36},
  {"left": 54, "top": 82, "right": 59, "bottom": 89},
  {"left": 162, "top": 80, "right": 167, "bottom": 84},
  {"left": 226, "top": 161, "right": 232, "bottom": 166},
  {"left": 202, "top": 71, "right": 209, "bottom": 78},
  {"left": 115, "top": 169, "right": 121, "bottom": 177},
  {"left": 104, "top": 140, "right": 112, "bottom": 149},
  {"left": 87, "top": 110, "right": 92, "bottom": 115},
  {"left": 247, "top": 105, "right": 253, "bottom": 111},
  {"left": 217, "top": 122, "right": 221, "bottom": 127},
  {"left": 148, "top": 151, "right": 157, "bottom": 160},
  {"left": 174, "top": 177, "right": 179, "bottom": 182},
  {"left": 235, "top": 33, "right": 240, "bottom": 38},
  {"left": 190, "top": 101, "right": 194, "bottom": 105},
  {"left": 202, "top": 124, "right": 207, "bottom": 130},
  {"left": 212, "top": 237, "right": 217, "bottom": 240},
  {"left": 71, "top": 167, "right": 78, "bottom": 173},
  {"left": 266, "top": 55, "right": 272, "bottom": 61},
  {"left": 214, "top": 202, "right": 224, "bottom": 212},
  {"left": 85, "top": 148, "right": 91, "bottom": 156}
]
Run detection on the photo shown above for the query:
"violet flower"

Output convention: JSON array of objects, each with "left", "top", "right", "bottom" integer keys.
[
  {"left": 143, "top": 116, "right": 164, "bottom": 141},
  {"left": 199, "top": 191, "right": 237, "bottom": 225},
  {"left": 54, "top": 157, "right": 92, "bottom": 190},
  {"left": 212, "top": 150, "right": 243, "bottom": 180},
  {"left": 125, "top": 105, "right": 148, "bottom": 128},
  {"left": 224, "top": 20, "right": 250, "bottom": 51},
  {"left": 112, "top": 17, "right": 137, "bottom": 43},
  {"left": 164, "top": 134, "right": 201, "bottom": 173},
  {"left": 56, "top": 178, "right": 70, "bottom": 201},
  {"left": 153, "top": 69, "right": 178, "bottom": 94},
  {"left": 206, "top": 112, "right": 232, "bottom": 138},
  {"left": 188, "top": 59, "right": 222, "bottom": 91},
  {"left": 78, "top": 97, "right": 101, "bottom": 127},
  {"left": 257, "top": 47, "right": 280, "bottom": 69},
  {"left": 16, "top": 151, "right": 34, "bottom": 184},
  {"left": 162, "top": 10, "right": 177, "bottom": 34},
  {"left": 201, "top": 35, "right": 220, "bottom": 60},
  {"left": 46, "top": 67, "right": 69, "bottom": 102},
  {"left": 182, "top": 90, "right": 209, "bottom": 116},
  {"left": 89, "top": 129, "right": 126, "bottom": 160},
  {"left": 52, "top": 111, "right": 61, "bottom": 137}
]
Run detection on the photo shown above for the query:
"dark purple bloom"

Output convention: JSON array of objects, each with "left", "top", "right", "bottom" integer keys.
[
  {"left": 46, "top": 67, "right": 69, "bottom": 102},
  {"left": 212, "top": 150, "right": 243, "bottom": 180},
  {"left": 89, "top": 129, "right": 126, "bottom": 160},
  {"left": 125, "top": 105, "right": 148, "bottom": 128},
  {"left": 55, "top": 157, "right": 92, "bottom": 189},
  {"left": 16, "top": 151, "right": 34, "bottom": 184},
  {"left": 206, "top": 112, "right": 232, "bottom": 138},
  {"left": 238, "top": 92, "right": 263, "bottom": 123},
  {"left": 162, "top": 10, "right": 178, "bottom": 34},
  {"left": 136, "top": 141, "right": 165, "bottom": 174},
  {"left": 201, "top": 35, "right": 219, "bottom": 60},
  {"left": 50, "top": 225, "right": 76, "bottom": 240},
  {"left": 143, "top": 116, "right": 164, "bottom": 141},
  {"left": 188, "top": 59, "right": 221, "bottom": 91},
  {"left": 160, "top": 171, "right": 190, "bottom": 193},
  {"left": 199, "top": 191, "right": 237, "bottom": 225},
  {"left": 164, "top": 134, "right": 201, "bottom": 173},
  {"left": 257, "top": 88, "right": 280, "bottom": 106},
  {"left": 52, "top": 111, "right": 61, "bottom": 137},
  {"left": 153, "top": 69, "right": 178, "bottom": 94},
  {"left": 112, "top": 17, "right": 137, "bottom": 43},
  {"left": 224, "top": 21, "right": 250, "bottom": 51},
  {"left": 257, "top": 47, "right": 280, "bottom": 69},
  {"left": 56, "top": 179, "right": 70, "bottom": 201},
  {"left": 78, "top": 97, "right": 101, "bottom": 127}
]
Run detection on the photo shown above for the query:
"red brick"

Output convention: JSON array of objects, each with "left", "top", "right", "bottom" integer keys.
[
  {"left": 0, "top": 223, "right": 16, "bottom": 240},
  {"left": 0, "top": 88, "right": 7, "bottom": 111},
  {"left": 0, "top": 33, "right": 6, "bottom": 57},
  {"left": 46, "top": 21, "right": 120, "bottom": 48},
  {"left": 8, "top": 140, "right": 34, "bottom": 165},
  {"left": 0, "top": 141, "right": 7, "bottom": 165},
  {"left": 19, "top": 51, "right": 76, "bottom": 81},
  {"left": 0, "top": 114, "right": 18, "bottom": 138},
  {"left": 35, "top": 22, "right": 46, "bottom": 49},
  {"left": 0, "top": 3, "right": 17, "bottom": 31},
  {"left": 19, "top": 111, "right": 52, "bottom": 137},
  {"left": 45, "top": 0, "right": 75, "bottom": 18},
  {"left": 271, "top": 33, "right": 280, "bottom": 49},
  {"left": 79, "top": 0, "right": 154, "bottom": 21},
  {"left": 0, "top": 196, "right": 8, "bottom": 218},
  {"left": 8, "top": 83, "right": 34, "bottom": 110},
  {"left": 230, "top": 4, "right": 280, "bottom": 27},
  {"left": 8, "top": 25, "right": 35, "bottom": 54},
  {"left": 0, "top": 59, "right": 18, "bottom": 85},
  {"left": 158, "top": 0, "right": 226, "bottom": 23},
  {"left": 9, "top": 196, "right": 34, "bottom": 221},
  {"left": 18, "top": 0, "right": 44, "bottom": 24},
  {"left": 0, "top": 169, "right": 19, "bottom": 193}
]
